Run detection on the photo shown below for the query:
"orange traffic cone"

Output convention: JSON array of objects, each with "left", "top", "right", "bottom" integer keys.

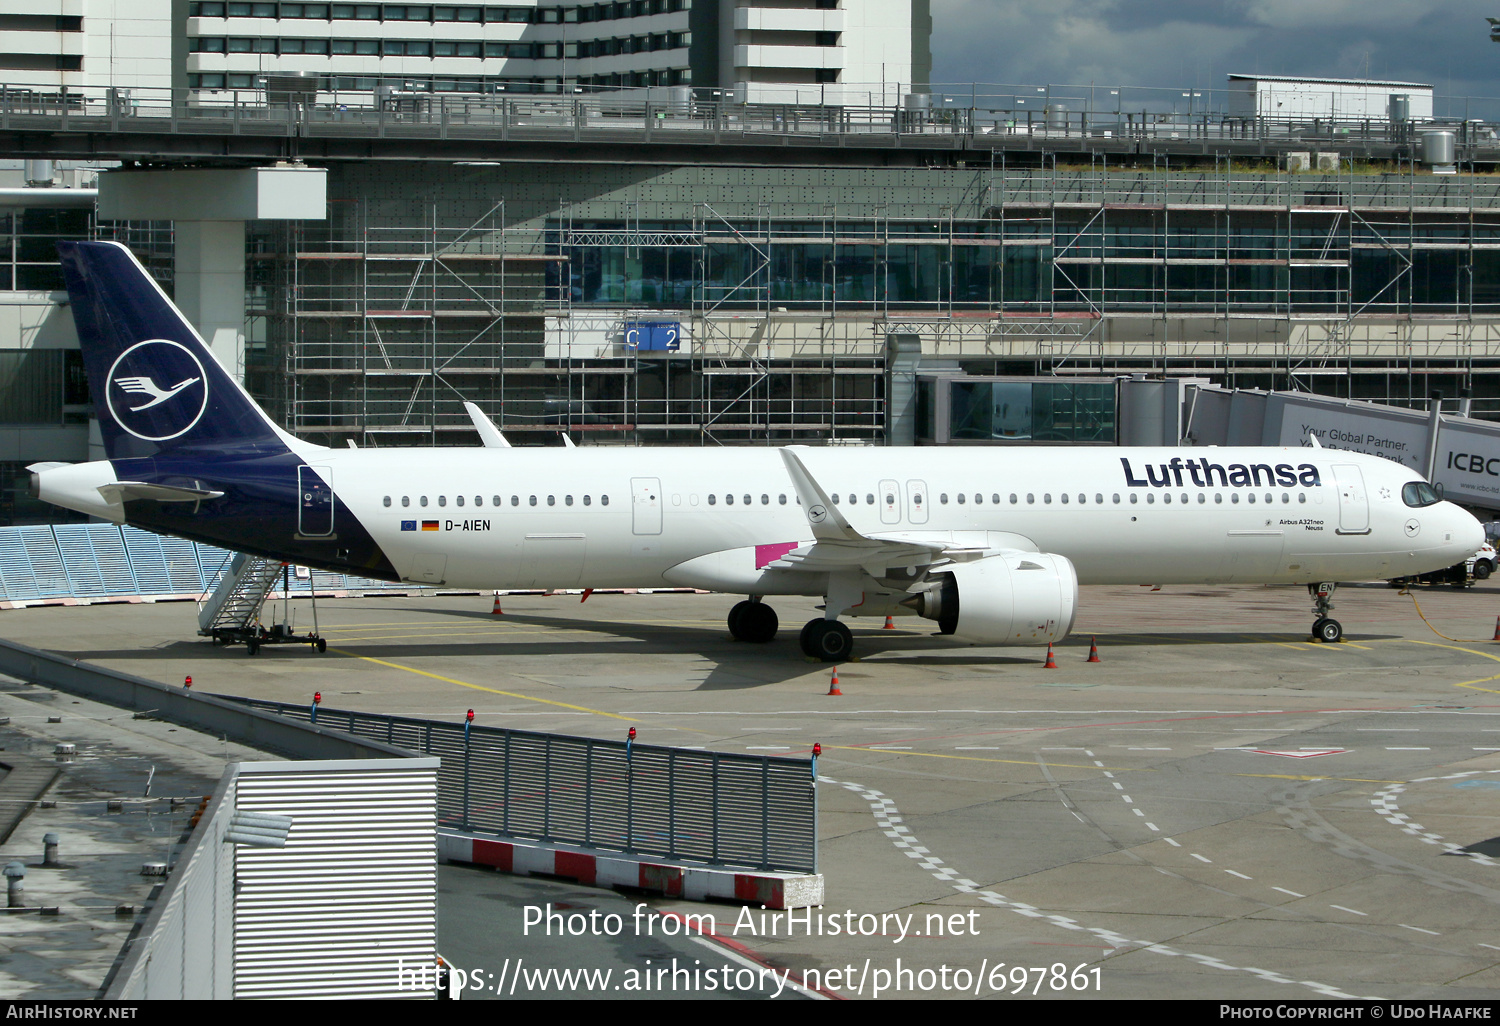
[
  {"left": 491, "top": 594, "right": 504, "bottom": 616},
  {"left": 1493, "top": 615, "right": 1500, "bottom": 641},
  {"left": 1044, "top": 643, "right": 1058, "bottom": 669},
  {"left": 1087, "top": 637, "right": 1101, "bottom": 663},
  {"left": 883, "top": 615, "right": 895, "bottom": 630},
  {"left": 827, "top": 668, "right": 843, "bottom": 696}
]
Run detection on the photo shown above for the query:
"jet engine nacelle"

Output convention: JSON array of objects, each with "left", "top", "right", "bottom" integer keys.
[{"left": 905, "top": 552, "right": 1079, "bottom": 645}]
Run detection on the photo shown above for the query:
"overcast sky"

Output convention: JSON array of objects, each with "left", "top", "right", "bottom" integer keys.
[{"left": 931, "top": 1, "right": 1500, "bottom": 103}]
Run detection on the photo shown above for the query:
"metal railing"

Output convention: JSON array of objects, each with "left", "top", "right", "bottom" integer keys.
[
  {"left": 0, "top": 522, "right": 407, "bottom": 602},
  {"left": 227, "top": 698, "right": 818, "bottom": 874},
  {"left": 6, "top": 82, "right": 1500, "bottom": 158}
]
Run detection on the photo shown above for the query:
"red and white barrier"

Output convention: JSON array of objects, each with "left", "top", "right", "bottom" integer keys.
[{"left": 438, "top": 830, "right": 823, "bottom": 910}]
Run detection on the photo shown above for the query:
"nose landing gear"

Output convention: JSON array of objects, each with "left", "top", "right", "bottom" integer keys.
[{"left": 1309, "top": 582, "right": 1342, "bottom": 643}]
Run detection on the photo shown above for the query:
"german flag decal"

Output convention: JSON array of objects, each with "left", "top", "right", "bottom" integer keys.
[{"left": 422, "top": 520, "right": 440, "bottom": 531}]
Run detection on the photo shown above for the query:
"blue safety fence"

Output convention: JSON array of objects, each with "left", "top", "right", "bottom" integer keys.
[{"left": 0, "top": 523, "right": 404, "bottom": 602}]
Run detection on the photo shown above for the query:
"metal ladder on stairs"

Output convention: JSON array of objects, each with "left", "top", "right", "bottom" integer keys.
[{"left": 197, "top": 554, "right": 286, "bottom": 643}]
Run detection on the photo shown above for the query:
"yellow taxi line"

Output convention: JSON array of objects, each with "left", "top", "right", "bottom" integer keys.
[{"left": 326, "top": 648, "right": 639, "bottom": 721}]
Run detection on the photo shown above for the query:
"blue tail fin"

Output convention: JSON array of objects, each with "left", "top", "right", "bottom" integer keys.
[{"left": 57, "top": 241, "right": 294, "bottom": 460}]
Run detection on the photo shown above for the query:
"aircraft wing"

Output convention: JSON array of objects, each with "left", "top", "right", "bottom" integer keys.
[
  {"left": 774, "top": 447, "right": 1016, "bottom": 581},
  {"left": 463, "top": 401, "right": 511, "bottom": 448}
]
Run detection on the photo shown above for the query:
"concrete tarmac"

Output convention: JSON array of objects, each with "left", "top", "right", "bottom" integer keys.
[{"left": 5, "top": 579, "right": 1500, "bottom": 1000}]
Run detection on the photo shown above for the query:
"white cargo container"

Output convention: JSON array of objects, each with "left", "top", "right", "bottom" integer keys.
[{"left": 1227, "top": 74, "right": 1433, "bottom": 123}]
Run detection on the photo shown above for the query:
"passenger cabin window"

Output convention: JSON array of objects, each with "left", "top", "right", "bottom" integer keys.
[
  {"left": 779, "top": 494, "right": 787, "bottom": 505},
  {"left": 529, "top": 495, "right": 537, "bottom": 506},
  {"left": 420, "top": 496, "right": 429, "bottom": 507},
  {"left": 708, "top": 494, "right": 716, "bottom": 505},
  {"left": 438, "top": 495, "right": 447, "bottom": 507},
  {"left": 601, "top": 495, "right": 609, "bottom": 506},
  {"left": 402, "top": 496, "right": 410, "bottom": 507},
  {"left": 456, "top": 495, "right": 464, "bottom": 506},
  {"left": 492, "top": 495, "right": 500, "bottom": 506},
  {"left": 584, "top": 495, "right": 592, "bottom": 506},
  {"left": 383, "top": 496, "right": 391, "bottom": 507},
  {"left": 565, "top": 495, "right": 574, "bottom": 506}
]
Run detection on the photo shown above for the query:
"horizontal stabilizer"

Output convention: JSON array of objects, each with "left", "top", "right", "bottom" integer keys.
[{"left": 98, "top": 481, "right": 225, "bottom": 504}]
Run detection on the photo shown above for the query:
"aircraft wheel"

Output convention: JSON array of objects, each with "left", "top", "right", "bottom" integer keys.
[
  {"left": 1316, "top": 618, "right": 1343, "bottom": 644},
  {"left": 728, "top": 600, "right": 753, "bottom": 640},
  {"left": 798, "top": 619, "right": 820, "bottom": 654},
  {"left": 740, "top": 603, "right": 778, "bottom": 644},
  {"left": 800, "top": 619, "right": 852, "bottom": 662}
]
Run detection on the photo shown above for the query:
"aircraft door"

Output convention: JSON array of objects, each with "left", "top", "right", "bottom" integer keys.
[
  {"left": 631, "top": 477, "right": 662, "bottom": 535},
  {"left": 298, "top": 465, "right": 334, "bottom": 537},
  {"left": 879, "top": 479, "right": 901, "bottom": 525},
  {"left": 1332, "top": 464, "right": 1371, "bottom": 535},
  {"left": 906, "top": 479, "right": 928, "bottom": 525}
]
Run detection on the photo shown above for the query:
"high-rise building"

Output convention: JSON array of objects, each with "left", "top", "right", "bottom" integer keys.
[
  {"left": 0, "top": 0, "right": 175, "bottom": 95},
  {"left": 180, "top": 1, "right": 929, "bottom": 104}
]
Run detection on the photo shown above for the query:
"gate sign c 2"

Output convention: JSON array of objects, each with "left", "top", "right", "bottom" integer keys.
[{"left": 623, "top": 321, "right": 681, "bottom": 351}]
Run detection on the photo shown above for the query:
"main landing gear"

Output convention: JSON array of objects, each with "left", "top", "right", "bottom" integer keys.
[
  {"left": 727, "top": 599, "right": 779, "bottom": 644},
  {"left": 726, "top": 598, "right": 854, "bottom": 661},
  {"left": 799, "top": 619, "right": 853, "bottom": 663},
  {"left": 1308, "top": 582, "right": 1343, "bottom": 643}
]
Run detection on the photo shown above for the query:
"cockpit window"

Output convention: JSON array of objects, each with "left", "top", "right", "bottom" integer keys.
[{"left": 1402, "top": 481, "right": 1443, "bottom": 508}]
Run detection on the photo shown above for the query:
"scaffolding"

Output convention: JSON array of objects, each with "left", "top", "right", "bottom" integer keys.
[{"left": 247, "top": 163, "right": 1500, "bottom": 444}]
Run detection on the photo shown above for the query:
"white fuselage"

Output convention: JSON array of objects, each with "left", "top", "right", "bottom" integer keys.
[{"left": 310, "top": 444, "right": 1482, "bottom": 598}]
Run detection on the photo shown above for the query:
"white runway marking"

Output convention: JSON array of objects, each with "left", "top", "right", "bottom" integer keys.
[{"left": 823, "top": 775, "right": 1363, "bottom": 999}]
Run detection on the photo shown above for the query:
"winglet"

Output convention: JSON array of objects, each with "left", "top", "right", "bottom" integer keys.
[
  {"left": 464, "top": 401, "right": 511, "bottom": 448},
  {"left": 560, "top": 434, "right": 576, "bottom": 449},
  {"left": 1307, "top": 432, "right": 1322, "bottom": 449},
  {"left": 779, "top": 447, "right": 862, "bottom": 542}
]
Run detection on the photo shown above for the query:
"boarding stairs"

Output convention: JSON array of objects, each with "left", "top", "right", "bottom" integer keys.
[{"left": 197, "top": 553, "right": 284, "bottom": 638}]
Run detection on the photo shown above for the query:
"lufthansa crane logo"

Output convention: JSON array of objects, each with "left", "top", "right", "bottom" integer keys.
[
  {"left": 808, "top": 504, "right": 828, "bottom": 523},
  {"left": 106, "top": 340, "right": 209, "bottom": 442}
]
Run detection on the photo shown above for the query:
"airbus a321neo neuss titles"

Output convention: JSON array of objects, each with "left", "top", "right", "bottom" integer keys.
[{"left": 30, "top": 242, "right": 1485, "bottom": 662}]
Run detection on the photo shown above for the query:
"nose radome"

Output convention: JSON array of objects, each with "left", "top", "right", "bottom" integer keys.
[{"left": 1460, "top": 511, "right": 1486, "bottom": 554}]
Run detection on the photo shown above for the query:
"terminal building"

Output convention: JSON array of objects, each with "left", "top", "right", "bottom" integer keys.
[{"left": 3, "top": 12, "right": 1500, "bottom": 526}]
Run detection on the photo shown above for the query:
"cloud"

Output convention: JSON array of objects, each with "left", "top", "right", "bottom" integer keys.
[{"left": 930, "top": 0, "right": 1500, "bottom": 100}]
